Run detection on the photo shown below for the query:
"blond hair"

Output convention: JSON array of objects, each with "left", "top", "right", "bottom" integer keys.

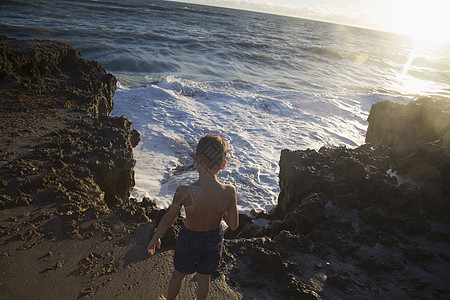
[{"left": 195, "top": 134, "right": 228, "bottom": 172}]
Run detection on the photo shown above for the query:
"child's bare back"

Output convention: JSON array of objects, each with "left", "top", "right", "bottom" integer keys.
[{"left": 175, "top": 178, "right": 237, "bottom": 232}]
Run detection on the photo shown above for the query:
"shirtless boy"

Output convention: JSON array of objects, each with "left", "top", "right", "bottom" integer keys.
[{"left": 147, "top": 134, "right": 239, "bottom": 300}]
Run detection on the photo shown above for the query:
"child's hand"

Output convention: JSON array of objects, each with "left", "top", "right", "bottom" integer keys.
[{"left": 147, "top": 238, "right": 161, "bottom": 256}]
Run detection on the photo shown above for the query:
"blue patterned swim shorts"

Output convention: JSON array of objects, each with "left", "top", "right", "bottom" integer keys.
[{"left": 174, "top": 225, "right": 224, "bottom": 275}]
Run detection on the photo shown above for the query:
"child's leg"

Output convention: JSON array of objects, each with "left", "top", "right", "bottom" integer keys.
[
  {"left": 196, "top": 273, "right": 210, "bottom": 300},
  {"left": 167, "top": 269, "right": 185, "bottom": 300}
]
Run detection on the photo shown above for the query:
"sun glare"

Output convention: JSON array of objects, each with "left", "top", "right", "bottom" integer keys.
[{"left": 386, "top": 1, "right": 450, "bottom": 44}]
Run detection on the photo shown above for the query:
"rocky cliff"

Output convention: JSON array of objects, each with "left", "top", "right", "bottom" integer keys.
[
  {"left": 0, "top": 36, "right": 140, "bottom": 239},
  {"left": 366, "top": 98, "right": 449, "bottom": 191},
  {"left": 0, "top": 35, "right": 115, "bottom": 117},
  {"left": 366, "top": 98, "right": 449, "bottom": 152},
  {"left": 224, "top": 99, "right": 450, "bottom": 299}
]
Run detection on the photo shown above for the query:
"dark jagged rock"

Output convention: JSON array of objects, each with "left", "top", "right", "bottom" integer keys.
[
  {"left": 283, "top": 193, "right": 326, "bottom": 235},
  {"left": 221, "top": 99, "right": 450, "bottom": 299},
  {"left": 274, "top": 148, "right": 332, "bottom": 218},
  {"left": 0, "top": 35, "right": 115, "bottom": 117},
  {"left": 366, "top": 98, "right": 449, "bottom": 189},
  {"left": 366, "top": 98, "right": 449, "bottom": 151},
  {"left": 224, "top": 213, "right": 262, "bottom": 239},
  {"left": 130, "top": 129, "right": 141, "bottom": 148},
  {"left": 0, "top": 36, "right": 140, "bottom": 242}
]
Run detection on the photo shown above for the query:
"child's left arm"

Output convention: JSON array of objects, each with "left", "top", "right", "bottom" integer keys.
[{"left": 223, "top": 185, "right": 239, "bottom": 231}]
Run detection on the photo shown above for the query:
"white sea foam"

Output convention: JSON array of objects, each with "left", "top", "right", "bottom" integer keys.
[{"left": 111, "top": 76, "right": 408, "bottom": 214}]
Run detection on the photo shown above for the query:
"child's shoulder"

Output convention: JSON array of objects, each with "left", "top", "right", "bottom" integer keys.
[
  {"left": 175, "top": 184, "right": 191, "bottom": 195},
  {"left": 220, "top": 182, "right": 236, "bottom": 195}
]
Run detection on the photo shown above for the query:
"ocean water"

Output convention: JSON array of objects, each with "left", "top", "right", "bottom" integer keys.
[{"left": 1, "top": 0, "right": 449, "bottom": 214}]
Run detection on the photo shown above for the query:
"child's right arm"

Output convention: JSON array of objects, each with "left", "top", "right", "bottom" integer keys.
[
  {"left": 147, "top": 186, "right": 185, "bottom": 255},
  {"left": 147, "top": 204, "right": 180, "bottom": 255},
  {"left": 223, "top": 186, "right": 239, "bottom": 231}
]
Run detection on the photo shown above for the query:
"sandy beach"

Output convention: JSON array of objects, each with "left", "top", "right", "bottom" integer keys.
[{"left": 1, "top": 211, "right": 240, "bottom": 299}]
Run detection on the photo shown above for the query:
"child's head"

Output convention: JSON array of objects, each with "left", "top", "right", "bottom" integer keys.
[{"left": 195, "top": 134, "right": 228, "bottom": 173}]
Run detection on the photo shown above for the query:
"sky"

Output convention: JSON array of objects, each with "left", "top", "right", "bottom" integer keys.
[{"left": 170, "top": 0, "right": 450, "bottom": 42}]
